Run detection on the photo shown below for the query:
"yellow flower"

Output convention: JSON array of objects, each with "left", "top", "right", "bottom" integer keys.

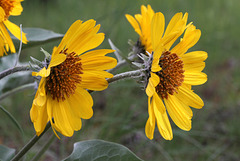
[
  {"left": 30, "top": 20, "right": 117, "bottom": 137},
  {"left": 125, "top": 5, "right": 155, "bottom": 53},
  {"left": 0, "top": 0, "right": 28, "bottom": 56},
  {"left": 145, "top": 12, "right": 207, "bottom": 140}
]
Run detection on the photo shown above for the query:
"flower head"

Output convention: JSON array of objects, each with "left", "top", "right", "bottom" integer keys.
[
  {"left": 0, "top": 0, "right": 28, "bottom": 56},
  {"left": 126, "top": 5, "right": 155, "bottom": 53},
  {"left": 145, "top": 12, "right": 207, "bottom": 140},
  {"left": 30, "top": 20, "right": 117, "bottom": 137}
]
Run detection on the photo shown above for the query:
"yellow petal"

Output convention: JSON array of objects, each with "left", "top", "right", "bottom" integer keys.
[
  {"left": 68, "top": 87, "right": 93, "bottom": 119},
  {"left": 125, "top": 14, "right": 141, "bottom": 33},
  {"left": 151, "top": 46, "right": 163, "bottom": 72},
  {"left": 0, "top": 7, "right": 5, "bottom": 21},
  {"left": 67, "top": 20, "right": 98, "bottom": 51},
  {"left": 74, "top": 33, "right": 105, "bottom": 55},
  {"left": 164, "top": 12, "right": 183, "bottom": 36},
  {"left": 81, "top": 56, "right": 117, "bottom": 71},
  {"left": 46, "top": 97, "right": 53, "bottom": 116},
  {"left": 151, "top": 12, "right": 165, "bottom": 51},
  {"left": 162, "top": 29, "right": 183, "bottom": 50},
  {"left": 32, "top": 79, "right": 47, "bottom": 107},
  {"left": 48, "top": 53, "right": 66, "bottom": 68},
  {"left": 32, "top": 67, "right": 50, "bottom": 77},
  {"left": 82, "top": 70, "right": 113, "bottom": 78},
  {"left": 0, "top": 23, "right": 15, "bottom": 53},
  {"left": 175, "top": 85, "right": 204, "bottom": 109},
  {"left": 70, "top": 19, "right": 96, "bottom": 45},
  {"left": 9, "top": 1, "right": 23, "bottom": 16},
  {"left": 34, "top": 104, "right": 48, "bottom": 135},
  {"left": 181, "top": 51, "right": 208, "bottom": 63},
  {"left": 147, "top": 5, "right": 155, "bottom": 17},
  {"left": 184, "top": 71, "right": 207, "bottom": 85},
  {"left": 152, "top": 93, "right": 165, "bottom": 114},
  {"left": 135, "top": 28, "right": 143, "bottom": 38},
  {"left": 146, "top": 73, "right": 159, "bottom": 97},
  {"left": 34, "top": 91, "right": 46, "bottom": 107},
  {"left": 155, "top": 111, "right": 173, "bottom": 140},
  {"left": 30, "top": 102, "right": 38, "bottom": 122},
  {"left": 80, "top": 49, "right": 114, "bottom": 58},
  {"left": 55, "top": 20, "right": 83, "bottom": 54},
  {"left": 38, "top": 78, "right": 46, "bottom": 96},
  {"left": 65, "top": 20, "right": 104, "bottom": 55},
  {"left": 184, "top": 62, "right": 205, "bottom": 72},
  {"left": 152, "top": 95, "right": 173, "bottom": 140},
  {"left": 61, "top": 101, "right": 82, "bottom": 131},
  {"left": 4, "top": 20, "right": 28, "bottom": 44},
  {"left": 145, "top": 117, "right": 155, "bottom": 140},
  {"left": 52, "top": 99, "right": 74, "bottom": 137},
  {"left": 135, "top": 14, "right": 142, "bottom": 24},
  {"left": 162, "top": 13, "right": 187, "bottom": 50},
  {"left": 46, "top": 96, "right": 56, "bottom": 136},
  {"left": 171, "top": 24, "right": 201, "bottom": 56},
  {"left": 31, "top": 93, "right": 49, "bottom": 136},
  {"left": 148, "top": 97, "right": 154, "bottom": 126},
  {"left": 164, "top": 95, "right": 192, "bottom": 131},
  {"left": 79, "top": 73, "right": 109, "bottom": 91}
]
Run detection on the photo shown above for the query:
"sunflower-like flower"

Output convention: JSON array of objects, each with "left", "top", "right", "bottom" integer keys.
[
  {"left": 145, "top": 12, "right": 207, "bottom": 140},
  {"left": 125, "top": 5, "right": 155, "bottom": 53},
  {"left": 30, "top": 20, "right": 117, "bottom": 137},
  {"left": 0, "top": 0, "right": 28, "bottom": 56}
]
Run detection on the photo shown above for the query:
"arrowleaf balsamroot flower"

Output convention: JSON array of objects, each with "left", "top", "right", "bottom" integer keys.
[
  {"left": 125, "top": 5, "right": 155, "bottom": 54},
  {"left": 30, "top": 19, "right": 117, "bottom": 137},
  {"left": 0, "top": 0, "right": 28, "bottom": 56},
  {"left": 145, "top": 12, "right": 208, "bottom": 140}
]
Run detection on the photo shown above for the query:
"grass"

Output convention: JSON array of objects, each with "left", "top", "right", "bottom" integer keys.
[{"left": 1, "top": 0, "right": 240, "bottom": 160}]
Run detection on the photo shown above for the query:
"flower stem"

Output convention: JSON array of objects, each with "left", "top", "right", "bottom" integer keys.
[
  {"left": 11, "top": 122, "right": 51, "bottom": 161},
  {"left": 30, "top": 133, "right": 56, "bottom": 161},
  {"left": 107, "top": 69, "right": 144, "bottom": 84},
  {"left": 0, "top": 82, "right": 36, "bottom": 102},
  {"left": 0, "top": 66, "right": 30, "bottom": 80}
]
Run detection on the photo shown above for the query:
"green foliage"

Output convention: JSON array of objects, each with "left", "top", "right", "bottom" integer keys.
[
  {"left": 63, "top": 140, "right": 143, "bottom": 161},
  {"left": 16, "top": 28, "right": 63, "bottom": 50},
  {"left": 0, "top": 145, "right": 15, "bottom": 161}
]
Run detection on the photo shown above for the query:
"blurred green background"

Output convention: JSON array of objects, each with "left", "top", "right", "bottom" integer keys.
[{"left": 1, "top": 0, "right": 240, "bottom": 160}]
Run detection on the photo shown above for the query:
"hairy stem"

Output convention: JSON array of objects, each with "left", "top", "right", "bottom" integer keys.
[
  {"left": 107, "top": 69, "right": 144, "bottom": 84},
  {"left": 0, "top": 66, "right": 30, "bottom": 80}
]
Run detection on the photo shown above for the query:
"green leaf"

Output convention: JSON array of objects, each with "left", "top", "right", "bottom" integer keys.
[
  {"left": 0, "top": 145, "right": 15, "bottom": 161},
  {"left": 13, "top": 28, "right": 64, "bottom": 50},
  {"left": 23, "top": 28, "right": 63, "bottom": 41},
  {"left": 63, "top": 139, "right": 143, "bottom": 161},
  {"left": 0, "top": 105, "right": 24, "bottom": 135}
]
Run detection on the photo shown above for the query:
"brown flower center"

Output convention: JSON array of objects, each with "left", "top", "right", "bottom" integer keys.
[
  {"left": 155, "top": 51, "right": 184, "bottom": 99},
  {"left": 46, "top": 49, "right": 83, "bottom": 101},
  {"left": 0, "top": 0, "right": 14, "bottom": 19}
]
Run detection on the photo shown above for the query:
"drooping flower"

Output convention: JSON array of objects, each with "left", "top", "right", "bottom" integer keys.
[
  {"left": 125, "top": 5, "right": 155, "bottom": 53},
  {"left": 0, "top": 0, "right": 28, "bottom": 56},
  {"left": 30, "top": 20, "right": 117, "bottom": 137},
  {"left": 145, "top": 12, "right": 207, "bottom": 140}
]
